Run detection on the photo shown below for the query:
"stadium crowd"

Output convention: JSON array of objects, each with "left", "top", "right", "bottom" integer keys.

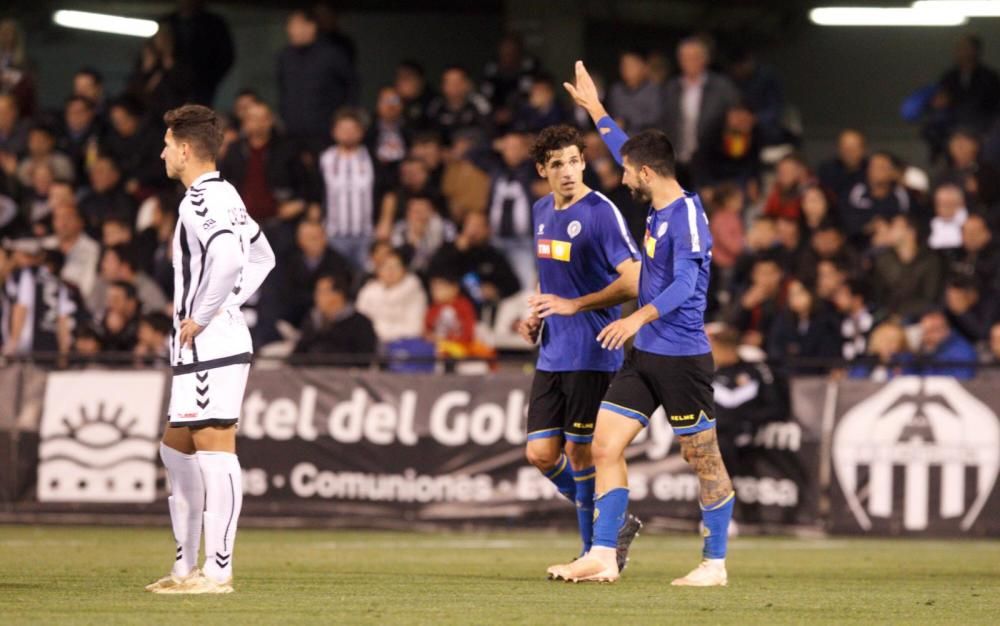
[{"left": 3, "top": 5, "right": 1000, "bottom": 379}]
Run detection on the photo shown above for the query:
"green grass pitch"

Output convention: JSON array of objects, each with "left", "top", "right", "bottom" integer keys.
[{"left": 0, "top": 526, "right": 997, "bottom": 624}]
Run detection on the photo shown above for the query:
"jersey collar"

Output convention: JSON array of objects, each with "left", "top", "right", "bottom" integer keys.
[{"left": 190, "top": 170, "right": 222, "bottom": 189}]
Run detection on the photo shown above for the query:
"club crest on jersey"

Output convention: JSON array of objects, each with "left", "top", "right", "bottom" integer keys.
[
  {"left": 657, "top": 222, "right": 668, "bottom": 238},
  {"left": 568, "top": 220, "right": 582, "bottom": 239},
  {"left": 537, "top": 239, "right": 571, "bottom": 262}
]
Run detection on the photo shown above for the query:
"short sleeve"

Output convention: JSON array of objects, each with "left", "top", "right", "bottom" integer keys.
[
  {"left": 595, "top": 200, "right": 640, "bottom": 269},
  {"left": 671, "top": 198, "right": 709, "bottom": 261}
]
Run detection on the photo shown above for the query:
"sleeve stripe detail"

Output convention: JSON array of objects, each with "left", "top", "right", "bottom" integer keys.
[
  {"left": 684, "top": 196, "right": 701, "bottom": 253},
  {"left": 250, "top": 228, "right": 262, "bottom": 243},
  {"left": 594, "top": 191, "right": 639, "bottom": 256}
]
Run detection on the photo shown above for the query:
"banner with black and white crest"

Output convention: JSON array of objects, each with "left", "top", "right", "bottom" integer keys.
[{"left": 827, "top": 375, "right": 1000, "bottom": 536}]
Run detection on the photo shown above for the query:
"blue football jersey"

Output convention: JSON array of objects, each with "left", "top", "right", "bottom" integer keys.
[
  {"left": 534, "top": 190, "right": 639, "bottom": 371},
  {"left": 634, "top": 191, "right": 713, "bottom": 356}
]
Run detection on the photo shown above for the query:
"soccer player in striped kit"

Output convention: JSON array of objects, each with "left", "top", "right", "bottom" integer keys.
[{"left": 146, "top": 104, "right": 275, "bottom": 594}]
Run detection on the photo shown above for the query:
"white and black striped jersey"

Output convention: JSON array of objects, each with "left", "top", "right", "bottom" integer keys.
[
  {"left": 171, "top": 171, "right": 275, "bottom": 367},
  {"left": 319, "top": 145, "right": 375, "bottom": 238},
  {"left": 7, "top": 265, "right": 75, "bottom": 354}
]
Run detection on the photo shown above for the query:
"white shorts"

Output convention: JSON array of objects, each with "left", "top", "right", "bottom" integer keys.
[{"left": 168, "top": 309, "right": 252, "bottom": 428}]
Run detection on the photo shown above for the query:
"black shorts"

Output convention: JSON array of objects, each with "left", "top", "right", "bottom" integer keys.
[
  {"left": 600, "top": 349, "right": 716, "bottom": 435},
  {"left": 527, "top": 370, "right": 613, "bottom": 444}
]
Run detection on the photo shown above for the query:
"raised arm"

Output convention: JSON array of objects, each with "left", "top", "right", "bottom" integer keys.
[{"left": 564, "top": 60, "right": 629, "bottom": 165}]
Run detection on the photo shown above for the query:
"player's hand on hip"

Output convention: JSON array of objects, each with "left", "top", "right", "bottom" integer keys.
[
  {"left": 563, "top": 61, "right": 603, "bottom": 115},
  {"left": 597, "top": 314, "right": 643, "bottom": 350},
  {"left": 179, "top": 318, "right": 205, "bottom": 348},
  {"left": 528, "top": 293, "right": 580, "bottom": 318}
]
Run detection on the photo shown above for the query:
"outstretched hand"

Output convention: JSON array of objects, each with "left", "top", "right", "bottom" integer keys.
[{"left": 563, "top": 60, "right": 605, "bottom": 118}]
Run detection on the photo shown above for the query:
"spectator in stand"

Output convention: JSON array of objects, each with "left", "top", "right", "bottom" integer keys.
[
  {"left": 319, "top": 108, "right": 375, "bottom": 268},
  {"left": 766, "top": 278, "right": 842, "bottom": 374},
  {"left": 391, "top": 193, "right": 455, "bottom": 274},
  {"left": 988, "top": 321, "right": 1000, "bottom": 361},
  {"left": 100, "top": 280, "right": 140, "bottom": 352},
  {"left": 842, "top": 151, "right": 914, "bottom": 244},
  {"left": 799, "top": 219, "right": 859, "bottom": 289},
  {"left": 425, "top": 269, "right": 477, "bottom": 351},
  {"left": 936, "top": 35, "right": 1000, "bottom": 138},
  {"left": 729, "top": 215, "right": 778, "bottom": 296},
  {"left": 607, "top": 48, "right": 663, "bottom": 133},
  {"left": 480, "top": 33, "right": 537, "bottom": 131},
  {"left": 440, "top": 128, "right": 491, "bottom": 221},
  {"left": 219, "top": 101, "right": 305, "bottom": 229},
  {"left": 17, "top": 123, "right": 73, "bottom": 188},
  {"left": 134, "top": 311, "right": 171, "bottom": 364},
  {"left": 282, "top": 219, "right": 353, "bottom": 327},
  {"left": 700, "top": 103, "right": 762, "bottom": 189},
  {"left": 22, "top": 162, "right": 55, "bottom": 229},
  {"left": 409, "top": 132, "right": 445, "bottom": 192},
  {"left": 707, "top": 184, "right": 745, "bottom": 315},
  {"left": 727, "top": 251, "right": 786, "bottom": 348},
  {"left": 292, "top": 273, "right": 377, "bottom": 366},
  {"left": 871, "top": 213, "right": 945, "bottom": 320},
  {"left": 815, "top": 258, "right": 850, "bottom": 306},
  {"left": 818, "top": 128, "right": 868, "bottom": 209},
  {"left": 763, "top": 153, "right": 811, "bottom": 221},
  {"left": 800, "top": 184, "right": 838, "bottom": 238},
  {"left": 78, "top": 156, "right": 136, "bottom": 240},
  {"left": 928, "top": 183, "right": 969, "bottom": 251},
  {"left": 375, "top": 156, "right": 442, "bottom": 240},
  {"left": 365, "top": 85, "right": 410, "bottom": 193},
  {"left": 944, "top": 274, "right": 994, "bottom": 344},
  {"left": 728, "top": 48, "right": 786, "bottom": 146},
  {"left": 395, "top": 60, "right": 434, "bottom": 131},
  {"left": 72, "top": 68, "right": 106, "bottom": 120},
  {"left": 277, "top": 9, "right": 356, "bottom": 152},
  {"left": 0, "top": 93, "right": 28, "bottom": 156},
  {"left": 917, "top": 309, "right": 977, "bottom": 379},
  {"left": 87, "top": 244, "right": 167, "bottom": 318},
  {"left": 126, "top": 22, "right": 193, "bottom": 122},
  {"left": 849, "top": 320, "right": 914, "bottom": 381},
  {"left": 949, "top": 212, "right": 1000, "bottom": 292},
  {"left": 660, "top": 36, "right": 739, "bottom": 185},
  {"left": 832, "top": 277, "right": 880, "bottom": 362},
  {"left": 101, "top": 216, "right": 133, "bottom": 249},
  {"left": 1, "top": 242, "right": 75, "bottom": 357},
  {"left": 0, "top": 19, "right": 36, "bottom": 117},
  {"left": 356, "top": 247, "right": 427, "bottom": 343},
  {"left": 58, "top": 95, "right": 101, "bottom": 185},
  {"left": 426, "top": 65, "right": 491, "bottom": 144},
  {"left": 313, "top": 2, "right": 358, "bottom": 67},
  {"left": 52, "top": 202, "right": 99, "bottom": 299},
  {"left": 774, "top": 215, "right": 809, "bottom": 271},
  {"left": 162, "top": 0, "right": 235, "bottom": 106},
  {"left": 513, "top": 73, "right": 566, "bottom": 133},
  {"left": 102, "top": 96, "right": 166, "bottom": 193},
  {"left": 427, "top": 211, "right": 520, "bottom": 313},
  {"left": 487, "top": 128, "right": 538, "bottom": 287},
  {"left": 934, "top": 128, "right": 1000, "bottom": 214}
]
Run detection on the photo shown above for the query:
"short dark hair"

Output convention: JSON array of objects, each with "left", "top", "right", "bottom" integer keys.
[
  {"left": 620, "top": 130, "right": 676, "bottom": 177},
  {"left": 106, "top": 244, "right": 138, "bottom": 271},
  {"left": 332, "top": 106, "right": 367, "bottom": 130},
  {"left": 65, "top": 95, "right": 96, "bottom": 111},
  {"left": 397, "top": 60, "right": 425, "bottom": 78},
  {"left": 141, "top": 312, "right": 172, "bottom": 335},
  {"left": 163, "top": 104, "right": 224, "bottom": 162},
  {"left": 109, "top": 280, "right": 138, "bottom": 301},
  {"left": 316, "top": 273, "right": 347, "bottom": 297},
  {"left": 530, "top": 125, "right": 585, "bottom": 165},
  {"left": 442, "top": 65, "right": 470, "bottom": 79},
  {"left": 411, "top": 130, "right": 443, "bottom": 147},
  {"left": 75, "top": 67, "right": 103, "bottom": 85}
]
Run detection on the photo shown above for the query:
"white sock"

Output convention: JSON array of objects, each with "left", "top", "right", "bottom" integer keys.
[
  {"left": 196, "top": 451, "right": 242, "bottom": 583},
  {"left": 160, "top": 443, "right": 204, "bottom": 577},
  {"left": 706, "top": 558, "right": 726, "bottom": 567}
]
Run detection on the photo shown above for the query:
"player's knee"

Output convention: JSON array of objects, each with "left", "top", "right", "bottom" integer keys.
[
  {"left": 590, "top": 437, "right": 620, "bottom": 468},
  {"left": 563, "top": 441, "right": 592, "bottom": 469},
  {"left": 525, "top": 444, "right": 560, "bottom": 471}
]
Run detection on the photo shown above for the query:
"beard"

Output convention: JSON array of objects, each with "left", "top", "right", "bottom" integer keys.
[{"left": 629, "top": 182, "right": 652, "bottom": 205}]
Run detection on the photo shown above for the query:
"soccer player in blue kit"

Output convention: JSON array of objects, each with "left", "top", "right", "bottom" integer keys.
[
  {"left": 517, "top": 125, "right": 643, "bottom": 572},
  {"left": 548, "top": 62, "right": 735, "bottom": 586}
]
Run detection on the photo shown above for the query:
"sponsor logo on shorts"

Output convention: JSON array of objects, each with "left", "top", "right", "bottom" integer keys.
[
  {"left": 668, "top": 410, "right": 709, "bottom": 427},
  {"left": 572, "top": 421, "right": 594, "bottom": 430}
]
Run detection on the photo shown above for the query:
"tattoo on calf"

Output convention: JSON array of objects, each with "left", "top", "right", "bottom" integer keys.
[{"left": 679, "top": 429, "right": 733, "bottom": 505}]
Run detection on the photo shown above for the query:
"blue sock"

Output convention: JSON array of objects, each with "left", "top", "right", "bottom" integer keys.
[
  {"left": 542, "top": 454, "right": 576, "bottom": 501},
  {"left": 572, "top": 466, "right": 595, "bottom": 554},
  {"left": 701, "top": 492, "right": 736, "bottom": 559},
  {"left": 592, "top": 488, "right": 629, "bottom": 549}
]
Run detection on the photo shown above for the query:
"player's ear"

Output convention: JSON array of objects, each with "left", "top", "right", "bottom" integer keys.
[{"left": 535, "top": 162, "right": 546, "bottom": 179}]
